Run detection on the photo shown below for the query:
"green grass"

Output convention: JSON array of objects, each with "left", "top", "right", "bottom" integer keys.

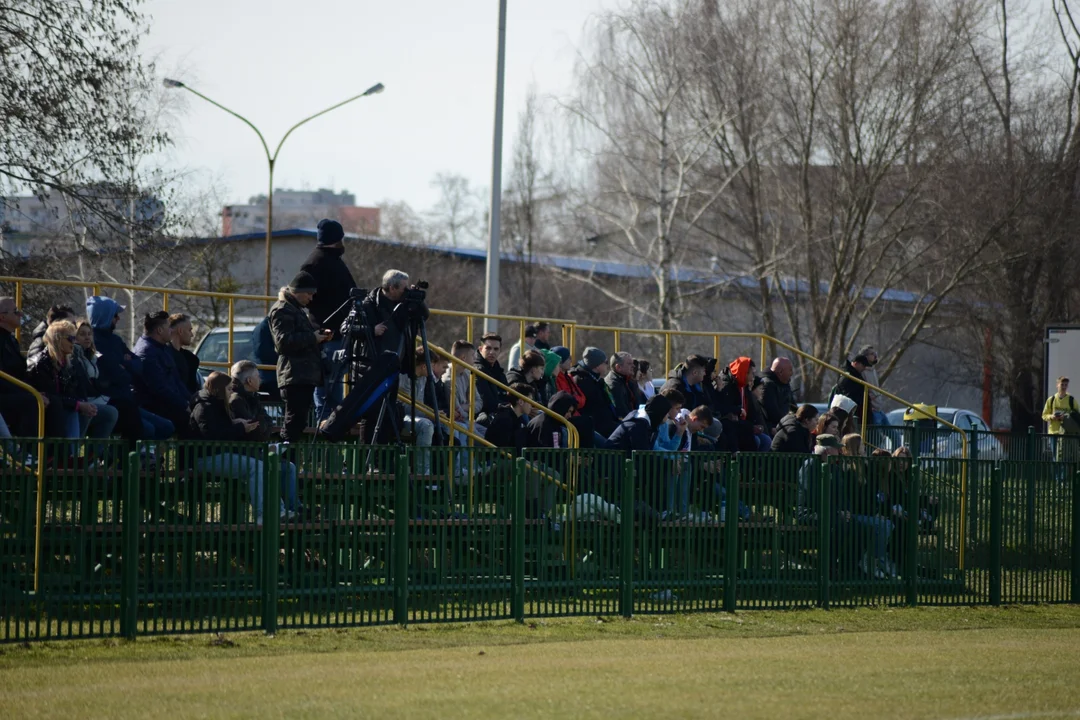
[{"left": 3, "top": 606, "right": 1080, "bottom": 718}]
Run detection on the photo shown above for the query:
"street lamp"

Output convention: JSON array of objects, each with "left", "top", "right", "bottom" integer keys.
[{"left": 163, "top": 78, "right": 385, "bottom": 301}]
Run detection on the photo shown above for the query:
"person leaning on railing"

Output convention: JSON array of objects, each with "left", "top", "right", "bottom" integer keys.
[
  {"left": 268, "top": 272, "right": 331, "bottom": 445},
  {"left": 0, "top": 295, "right": 45, "bottom": 438}
]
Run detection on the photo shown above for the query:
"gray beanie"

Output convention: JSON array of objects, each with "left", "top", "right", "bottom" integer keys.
[{"left": 582, "top": 346, "right": 607, "bottom": 370}]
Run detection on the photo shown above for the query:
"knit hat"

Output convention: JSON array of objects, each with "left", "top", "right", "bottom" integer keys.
[
  {"left": 316, "top": 218, "right": 345, "bottom": 246},
  {"left": 582, "top": 346, "right": 607, "bottom": 370},
  {"left": 288, "top": 270, "right": 318, "bottom": 294},
  {"left": 551, "top": 346, "right": 571, "bottom": 363},
  {"left": 816, "top": 433, "right": 842, "bottom": 449}
]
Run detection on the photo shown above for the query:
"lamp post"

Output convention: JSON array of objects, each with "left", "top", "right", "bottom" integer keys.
[{"left": 163, "top": 79, "right": 385, "bottom": 301}]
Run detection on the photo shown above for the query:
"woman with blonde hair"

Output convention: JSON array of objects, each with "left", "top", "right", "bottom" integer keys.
[{"left": 27, "top": 319, "right": 96, "bottom": 441}]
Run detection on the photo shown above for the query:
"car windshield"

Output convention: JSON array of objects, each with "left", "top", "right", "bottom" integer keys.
[{"left": 197, "top": 332, "right": 253, "bottom": 364}]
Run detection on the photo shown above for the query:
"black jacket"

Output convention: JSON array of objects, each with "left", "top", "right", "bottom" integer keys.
[
  {"left": 834, "top": 361, "right": 867, "bottom": 421},
  {"left": 760, "top": 370, "right": 795, "bottom": 429},
  {"left": 522, "top": 392, "right": 578, "bottom": 449},
  {"left": 189, "top": 389, "right": 246, "bottom": 442},
  {"left": 300, "top": 245, "right": 357, "bottom": 328},
  {"left": 171, "top": 346, "right": 201, "bottom": 395},
  {"left": 26, "top": 350, "right": 80, "bottom": 411},
  {"left": 570, "top": 363, "right": 619, "bottom": 437},
  {"left": 506, "top": 366, "right": 546, "bottom": 406},
  {"left": 771, "top": 413, "right": 812, "bottom": 454},
  {"left": 226, "top": 379, "right": 272, "bottom": 442},
  {"left": 662, "top": 366, "right": 709, "bottom": 414},
  {"left": 0, "top": 328, "right": 29, "bottom": 394},
  {"left": 269, "top": 293, "right": 323, "bottom": 388},
  {"left": 607, "top": 395, "right": 673, "bottom": 455},
  {"left": 474, "top": 355, "right": 508, "bottom": 417},
  {"left": 606, "top": 370, "right": 645, "bottom": 419},
  {"left": 484, "top": 404, "right": 526, "bottom": 450},
  {"left": 714, "top": 368, "right": 765, "bottom": 426},
  {"left": 361, "top": 287, "right": 406, "bottom": 358}
]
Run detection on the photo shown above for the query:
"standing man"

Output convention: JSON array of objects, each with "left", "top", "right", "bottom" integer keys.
[
  {"left": 507, "top": 324, "right": 538, "bottom": 370},
  {"left": 1042, "top": 377, "right": 1079, "bottom": 472},
  {"left": 300, "top": 219, "right": 357, "bottom": 421},
  {"left": 760, "top": 357, "right": 796, "bottom": 432},
  {"left": 834, "top": 354, "right": 871, "bottom": 426},
  {"left": 269, "top": 271, "right": 331, "bottom": 444}
]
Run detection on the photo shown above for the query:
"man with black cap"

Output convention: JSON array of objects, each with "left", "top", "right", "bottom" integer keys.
[
  {"left": 835, "top": 353, "right": 871, "bottom": 426},
  {"left": 856, "top": 345, "right": 888, "bottom": 426},
  {"left": 300, "top": 219, "right": 357, "bottom": 420},
  {"left": 269, "top": 271, "right": 332, "bottom": 444}
]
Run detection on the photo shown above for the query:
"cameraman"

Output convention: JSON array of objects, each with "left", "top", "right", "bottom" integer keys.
[
  {"left": 269, "top": 272, "right": 332, "bottom": 444},
  {"left": 361, "top": 269, "right": 410, "bottom": 357}
]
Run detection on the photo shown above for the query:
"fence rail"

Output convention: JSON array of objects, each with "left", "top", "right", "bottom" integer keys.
[{"left": 1, "top": 439, "right": 1077, "bottom": 642}]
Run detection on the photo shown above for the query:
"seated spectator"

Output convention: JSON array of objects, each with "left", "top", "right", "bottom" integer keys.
[
  {"left": 570, "top": 347, "right": 619, "bottom": 438},
  {"left": 749, "top": 376, "right": 773, "bottom": 450},
  {"left": 771, "top": 404, "right": 819, "bottom": 454},
  {"left": 0, "top": 296, "right": 45, "bottom": 438},
  {"left": 635, "top": 359, "right": 655, "bottom": 400},
  {"left": 399, "top": 348, "right": 440, "bottom": 474},
  {"left": 443, "top": 340, "right": 484, "bottom": 433},
  {"left": 652, "top": 390, "right": 687, "bottom": 451},
  {"left": 227, "top": 360, "right": 300, "bottom": 516},
  {"left": 838, "top": 432, "right": 893, "bottom": 579},
  {"left": 815, "top": 410, "right": 842, "bottom": 440},
  {"left": 606, "top": 351, "right": 645, "bottom": 419},
  {"left": 73, "top": 319, "right": 142, "bottom": 444},
  {"left": 662, "top": 355, "right": 710, "bottom": 412},
  {"left": 507, "top": 323, "right": 538, "bottom": 370},
  {"left": 473, "top": 332, "right": 508, "bottom": 423},
  {"left": 533, "top": 321, "right": 553, "bottom": 351},
  {"left": 135, "top": 311, "right": 193, "bottom": 434},
  {"left": 522, "top": 391, "right": 579, "bottom": 450},
  {"left": 551, "top": 346, "right": 585, "bottom": 409},
  {"left": 796, "top": 433, "right": 842, "bottom": 523},
  {"left": 483, "top": 382, "right": 535, "bottom": 450},
  {"left": 760, "top": 358, "right": 796, "bottom": 432},
  {"left": 168, "top": 313, "right": 201, "bottom": 394},
  {"left": 27, "top": 320, "right": 96, "bottom": 443},
  {"left": 189, "top": 371, "right": 288, "bottom": 525},
  {"left": 88, "top": 296, "right": 174, "bottom": 440},
  {"left": 608, "top": 394, "right": 673, "bottom": 455},
  {"left": 506, "top": 349, "right": 547, "bottom": 404},
  {"left": 829, "top": 394, "right": 858, "bottom": 436},
  {"left": 28, "top": 304, "right": 76, "bottom": 357},
  {"left": 252, "top": 315, "right": 280, "bottom": 399},
  {"left": 716, "top": 357, "right": 769, "bottom": 450},
  {"left": 520, "top": 391, "right": 578, "bottom": 518}
]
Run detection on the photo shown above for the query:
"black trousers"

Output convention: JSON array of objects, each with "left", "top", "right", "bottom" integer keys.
[
  {"left": 280, "top": 384, "right": 315, "bottom": 444},
  {"left": 0, "top": 391, "right": 41, "bottom": 437}
]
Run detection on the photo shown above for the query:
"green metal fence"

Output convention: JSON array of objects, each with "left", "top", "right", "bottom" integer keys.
[{"left": 2, "top": 439, "right": 1079, "bottom": 642}]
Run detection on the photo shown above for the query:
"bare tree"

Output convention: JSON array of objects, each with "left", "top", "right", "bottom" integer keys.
[{"left": 426, "top": 172, "right": 484, "bottom": 247}]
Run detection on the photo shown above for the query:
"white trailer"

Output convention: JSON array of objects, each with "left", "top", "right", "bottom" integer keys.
[{"left": 1045, "top": 325, "right": 1080, "bottom": 399}]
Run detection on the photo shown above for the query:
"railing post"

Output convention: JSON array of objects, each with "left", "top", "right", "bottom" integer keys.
[
  {"left": 723, "top": 457, "right": 739, "bottom": 613},
  {"left": 393, "top": 454, "right": 410, "bottom": 626},
  {"left": 619, "top": 459, "right": 634, "bottom": 618},
  {"left": 511, "top": 458, "right": 526, "bottom": 622},
  {"left": 262, "top": 451, "right": 280, "bottom": 635},
  {"left": 818, "top": 461, "right": 832, "bottom": 610},
  {"left": 905, "top": 465, "right": 920, "bottom": 607},
  {"left": 120, "top": 451, "right": 140, "bottom": 640},
  {"left": 990, "top": 464, "right": 1003, "bottom": 606}
]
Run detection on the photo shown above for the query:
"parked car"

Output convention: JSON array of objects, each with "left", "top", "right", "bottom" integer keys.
[
  {"left": 884, "top": 407, "right": 1003, "bottom": 460},
  {"left": 194, "top": 325, "right": 256, "bottom": 384}
]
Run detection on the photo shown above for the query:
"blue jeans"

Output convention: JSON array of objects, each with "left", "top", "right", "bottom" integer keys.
[
  {"left": 281, "top": 460, "right": 300, "bottom": 511},
  {"left": 755, "top": 433, "right": 772, "bottom": 451},
  {"left": 194, "top": 453, "right": 281, "bottom": 523},
  {"left": 854, "top": 514, "right": 894, "bottom": 563},
  {"left": 79, "top": 402, "right": 119, "bottom": 439},
  {"left": 139, "top": 409, "right": 174, "bottom": 439},
  {"left": 403, "top": 415, "right": 434, "bottom": 475},
  {"left": 314, "top": 339, "right": 344, "bottom": 422},
  {"left": 665, "top": 465, "right": 691, "bottom": 516}
]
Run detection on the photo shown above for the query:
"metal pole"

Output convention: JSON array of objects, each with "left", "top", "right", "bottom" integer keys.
[
  {"left": 483, "top": 0, "right": 507, "bottom": 334},
  {"left": 264, "top": 161, "right": 275, "bottom": 308}
]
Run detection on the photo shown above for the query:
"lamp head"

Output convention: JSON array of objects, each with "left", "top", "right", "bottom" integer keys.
[
  {"left": 163, "top": 78, "right": 185, "bottom": 89},
  {"left": 363, "top": 83, "right": 385, "bottom": 96}
]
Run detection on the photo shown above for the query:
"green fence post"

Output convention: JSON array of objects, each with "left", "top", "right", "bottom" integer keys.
[
  {"left": 511, "top": 458, "right": 526, "bottom": 623},
  {"left": 393, "top": 454, "right": 410, "bottom": 626},
  {"left": 1026, "top": 426, "right": 1036, "bottom": 551},
  {"left": 619, "top": 458, "right": 634, "bottom": 619},
  {"left": 120, "top": 451, "right": 140, "bottom": 640},
  {"left": 818, "top": 461, "right": 832, "bottom": 610},
  {"left": 262, "top": 451, "right": 280, "bottom": 635},
  {"left": 990, "top": 464, "right": 1003, "bottom": 606},
  {"left": 723, "top": 457, "right": 739, "bottom": 613},
  {"left": 905, "top": 465, "right": 920, "bottom": 607}
]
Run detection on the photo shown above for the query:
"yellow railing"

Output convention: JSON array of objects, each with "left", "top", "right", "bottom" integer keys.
[{"left": 0, "top": 371, "right": 47, "bottom": 593}]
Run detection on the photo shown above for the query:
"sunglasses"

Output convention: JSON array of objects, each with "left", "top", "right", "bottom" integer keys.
[{"left": 64, "top": 335, "right": 76, "bottom": 342}]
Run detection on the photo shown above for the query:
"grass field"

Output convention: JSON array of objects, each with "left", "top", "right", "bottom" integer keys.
[{"left": 3, "top": 606, "right": 1080, "bottom": 719}]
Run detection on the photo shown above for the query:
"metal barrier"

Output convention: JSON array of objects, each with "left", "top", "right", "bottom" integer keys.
[{"left": 2, "top": 442, "right": 1079, "bottom": 642}]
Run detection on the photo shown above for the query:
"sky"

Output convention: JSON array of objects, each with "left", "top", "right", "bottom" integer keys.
[{"left": 144, "top": 0, "right": 607, "bottom": 213}]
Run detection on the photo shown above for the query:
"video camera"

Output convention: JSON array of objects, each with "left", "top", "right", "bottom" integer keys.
[{"left": 394, "top": 280, "right": 430, "bottom": 323}]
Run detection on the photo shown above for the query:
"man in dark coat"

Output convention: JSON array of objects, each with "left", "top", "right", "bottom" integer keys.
[
  {"left": 661, "top": 356, "right": 710, "bottom": 416},
  {"left": 483, "top": 382, "right": 534, "bottom": 450},
  {"left": 834, "top": 354, "right": 871, "bottom": 425},
  {"left": 771, "top": 404, "right": 819, "bottom": 454},
  {"left": 361, "top": 268, "right": 410, "bottom": 359},
  {"left": 27, "top": 304, "right": 75, "bottom": 357},
  {"left": 134, "top": 310, "right": 192, "bottom": 433},
  {"left": 570, "top": 347, "right": 619, "bottom": 437},
  {"left": 760, "top": 357, "right": 796, "bottom": 431},
  {"left": 269, "top": 271, "right": 331, "bottom": 443},
  {"left": 0, "top": 296, "right": 43, "bottom": 437},
  {"left": 473, "top": 332, "right": 509, "bottom": 421},
  {"left": 605, "top": 351, "right": 645, "bottom": 419},
  {"left": 300, "top": 219, "right": 357, "bottom": 418},
  {"left": 168, "top": 313, "right": 201, "bottom": 395}
]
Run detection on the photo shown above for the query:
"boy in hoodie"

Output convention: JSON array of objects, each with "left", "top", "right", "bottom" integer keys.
[
  {"left": 483, "top": 382, "right": 535, "bottom": 450},
  {"left": 772, "top": 404, "right": 819, "bottom": 454},
  {"left": 86, "top": 296, "right": 174, "bottom": 439},
  {"left": 189, "top": 372, "right": 289, "bottom": 524}
]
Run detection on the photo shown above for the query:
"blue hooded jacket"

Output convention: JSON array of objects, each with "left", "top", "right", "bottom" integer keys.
[
  {"left": 86, "top": 296, "right": 143, "bottom": 402},
  {"left": 133, "top": 334, "right": 191, "bottom": 415}
]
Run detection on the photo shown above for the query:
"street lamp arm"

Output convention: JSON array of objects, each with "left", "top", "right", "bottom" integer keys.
[
  {"left": 172, "top": 83, "right": 273, "bottom": 164},
  {"left": 271, "top": 83, "right": 385, "bottom": 160}
]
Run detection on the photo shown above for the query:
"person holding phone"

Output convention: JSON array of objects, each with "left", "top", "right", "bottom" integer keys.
[{"left": 269, "top": 271, "right": 330, "bottom": 444}]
